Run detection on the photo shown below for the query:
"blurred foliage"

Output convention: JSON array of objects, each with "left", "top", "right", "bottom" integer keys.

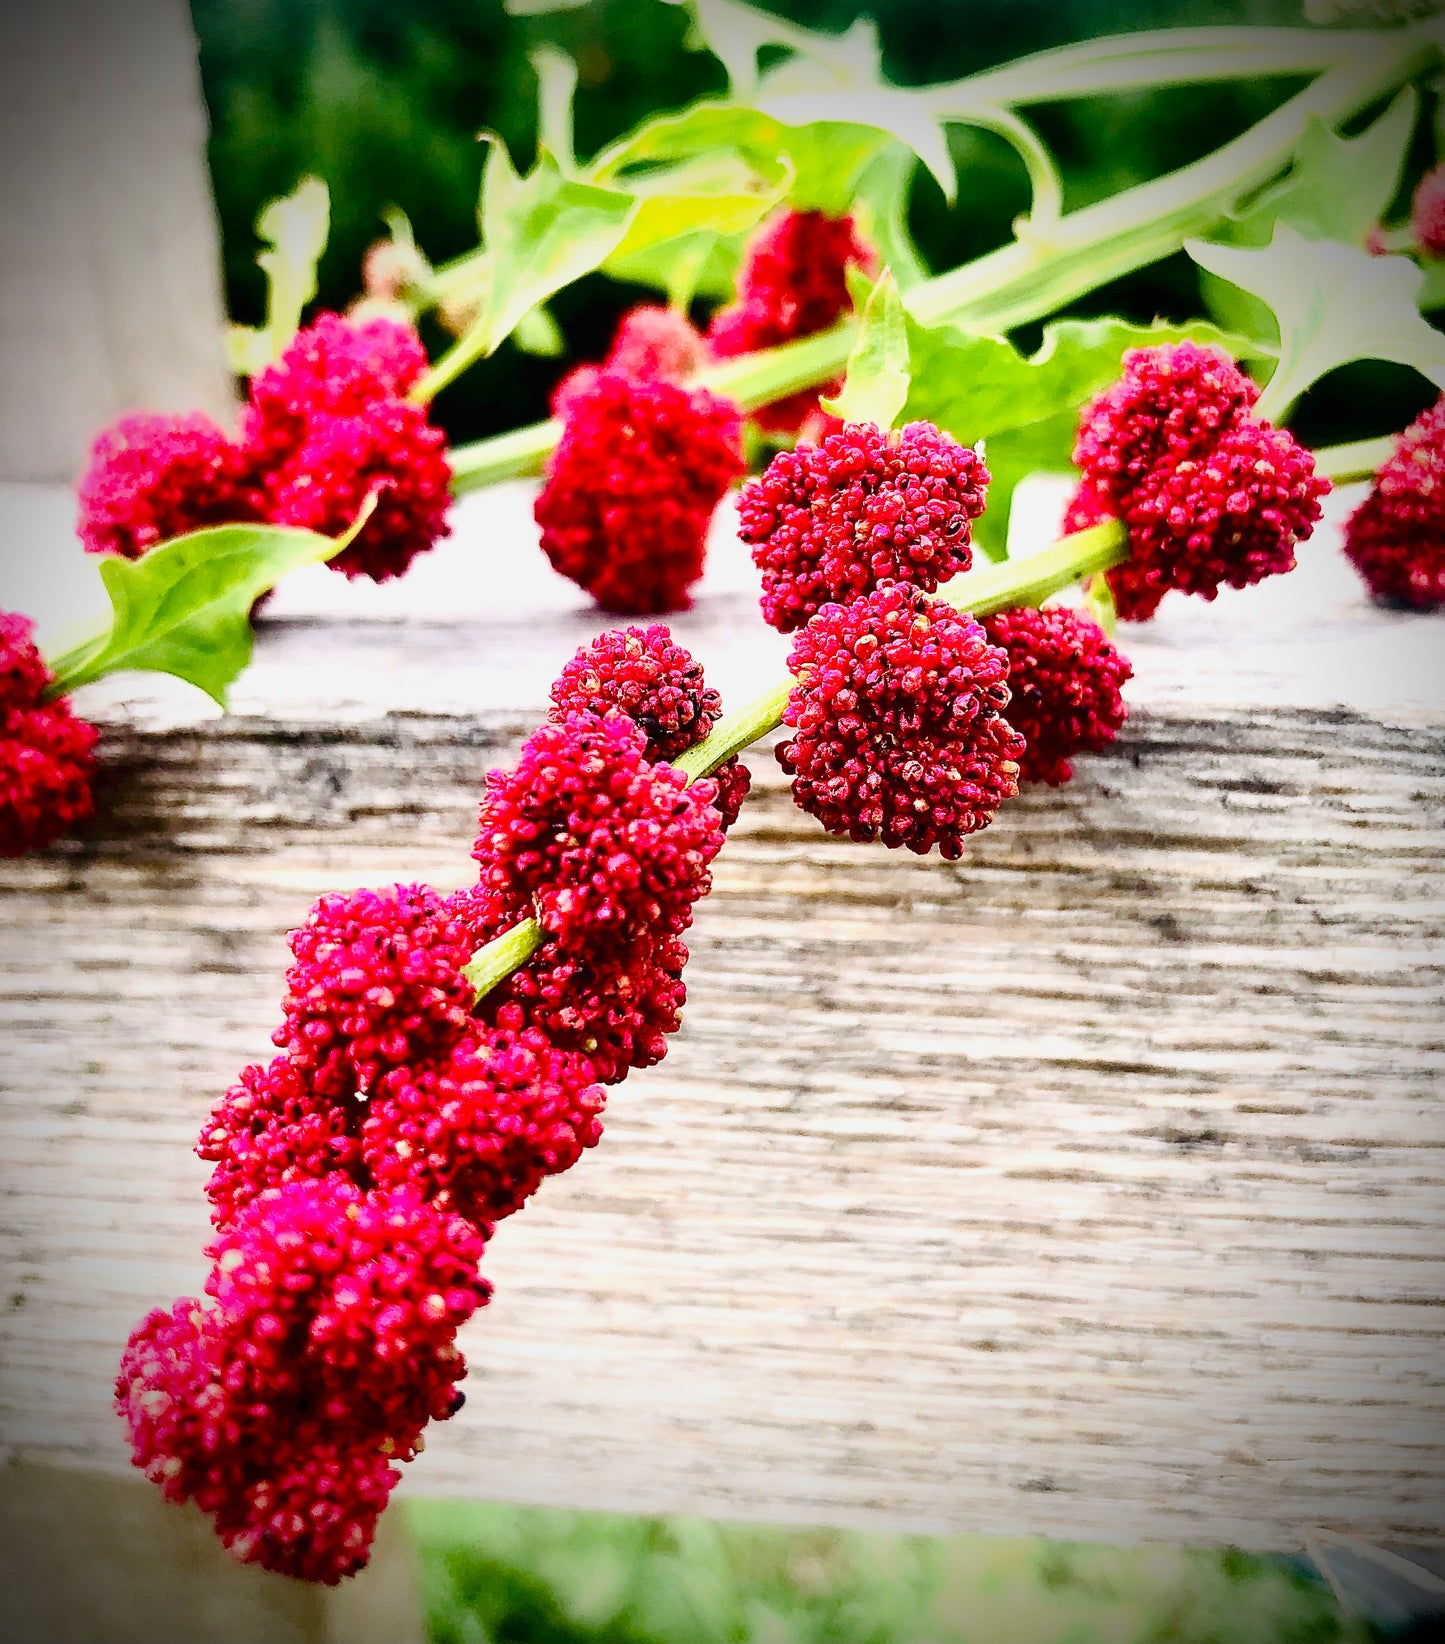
[
  {"left": 407, "top": 1499, "right": 1376, "bottom": 1644},
  {"left": 190, "top": 0, "right": 1437, "bottom": 444}
]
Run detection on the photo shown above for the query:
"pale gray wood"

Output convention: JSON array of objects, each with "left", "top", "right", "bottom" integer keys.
[
  {"left": 1, "top": 479, "right": 1442, "bottom": 1554},
  {"left": 0, "top": 0, "right": 234, "bottom": 483}
]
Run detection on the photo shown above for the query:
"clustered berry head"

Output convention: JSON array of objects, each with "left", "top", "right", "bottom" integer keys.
[
  {"left": 708, "top": 210, "right": 875, "bottom": 432},
  {"left": 198, "top": 1054, "right": 364, "bottom": 1231},
  {"left": 1069, "top": 342, "right": 1330, "bottom": 621},
  {"left": 246, "top": 314, "right": 452, "bottom": 583},
  {"left": 76, "top": 411, "right": 265, "bottom": 560},
  {"left": 454, "top": 885, "right": 690, "bottom": 1086},
  {"left": 275, "top": 884, "right": 476, "bottom": 1100},
  {"left": 1413, "top": 165, "right": 1445, "bottom": 258},
  {"left": 0, "top": 610, "right": 98, "bottom": 857},
  {"left": 79, "top": 314, "right": 451, "bottom": 586},
  {"left": 981, "top": 606, "right": 1133, "bottom": 786},
  {"left": 548, "top": 624, "right": 750, "bottom": 827},
  {"left": 551, "top": 306, "right": 707, "bottom": 417},
  {"left": 1343, "top": 396, "right": 1445, "bottom": 608},
  {"left": 535, "top": 372, "right": 744, "bottom": 613},
  {"left": 361, "top": 1021, "right": 605, "bottom": 1225},
  {"left": 778, "top": 584, "right": 1023, "bottom": 858},
  {"left": 739, "top": 421, "right": 990, "bottom": 633},
  {"left": 116, "top": 1177, "right": 488, "bottom": 1584},
  {"left": 473, "top": 710, "right": 725, "bottom": 952}
]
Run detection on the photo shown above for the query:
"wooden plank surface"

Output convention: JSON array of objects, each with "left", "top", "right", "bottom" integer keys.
[{"left": 1, "top": 478, "right": 1442, "bottom": 1551}]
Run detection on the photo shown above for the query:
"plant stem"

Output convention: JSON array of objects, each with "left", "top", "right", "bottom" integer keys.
[
  {"left": 465, "top": 517, "right": 1129, "bottom": 1002},
  {"left": 443, "top": 32, "right": 1432, "bottom": 486},
  {"left": 449, "top": 418, "right": 561, "bottom": 494},
  {"left": 1315, "top": 434, "right": 1394, "bottom": 485}
]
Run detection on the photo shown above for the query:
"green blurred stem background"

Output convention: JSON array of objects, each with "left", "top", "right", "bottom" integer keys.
[{"left": 189, "top": 0, "right": 1441, "bottom": 453}]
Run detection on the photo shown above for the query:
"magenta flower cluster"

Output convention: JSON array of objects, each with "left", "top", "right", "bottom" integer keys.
[
  {"left": 78, "top": 314, "right": 452, "bottom": 583},
  {"left": 118, "top": 626, "right": 743, "bottom": 1581}
]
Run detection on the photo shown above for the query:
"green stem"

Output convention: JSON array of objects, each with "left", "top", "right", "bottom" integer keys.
[
  {"left": 463, "top": 916, "right": 545, "bottom": 1002},
  {"left": 1315, "top": 434, "right": 1394, "bottom": 485},
  {"left": 449, "top": 418, "right": 561, "bottom": 494},
  {"left": 465, "top": 517, "right": 1129, "bottom": 1002},
  {"left": 444, "top": 32, "right": 1431, "bottom": 485}
]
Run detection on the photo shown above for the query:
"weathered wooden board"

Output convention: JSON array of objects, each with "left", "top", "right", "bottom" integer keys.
[{"left": 1, "top": 479, "right": 1442, "bottom": 1553}]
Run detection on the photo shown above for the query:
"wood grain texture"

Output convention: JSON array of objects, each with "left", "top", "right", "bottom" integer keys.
[{"left": 1, "top": 481, "right": 1442, "bottom": 1551}]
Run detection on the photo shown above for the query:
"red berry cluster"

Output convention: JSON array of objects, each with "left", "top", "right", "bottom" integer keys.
[
  {"left": 709, "top": 209, "right": 876, "bottom": 432},
  {"left": 1067, "top": 342, "right": 1329, "bottom": 620},
  {"left": 0, "top": 610, "right": 98, "bottom": 857},
  {"left": 119, "top": 627, "right": 741, "bottom": 1581},
  {"left": 739, "top": 421, "right": 990, "bottom": 632},
  {"left": 78, "top": 313, "right": 452, "bottom": 584},
  {"left": 1344, "top": 396, "right": 1445, "bottom": 609},
  {"left": 778, "top": 584, "right": 1024, "bottom": 859},
  {"left": 551, "top": 305, "right": 707, "bottom": 417},
  {"left": 535, "top": 372, "right": 744, "bottom": 613},
  {"left": 548, "top": 623, "right": 750, "bottom": 825},
  {"left": 982, "top": 606, "right": 1132, "bottom": 787}
]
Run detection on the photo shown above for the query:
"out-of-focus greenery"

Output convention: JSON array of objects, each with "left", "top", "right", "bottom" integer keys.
[
  {"left": 188, "top": 0, "right": 1438, "bottom": 443},
  {"left": 407, "top": 1499, "right": 1374, "bottom": 1644}
]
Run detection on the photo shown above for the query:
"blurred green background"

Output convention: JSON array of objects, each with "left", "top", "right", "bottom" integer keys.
[
  {"left": 188, "top": 0, "right": 1440, "bottom": 448},
  {"left": 406, "top": 1500, "right": 1376, "bottom": 1644}
]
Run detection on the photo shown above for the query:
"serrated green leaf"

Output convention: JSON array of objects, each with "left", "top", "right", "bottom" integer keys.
[
  {"left": 1201, "top": 94, "right": 1419, "bottom": 347},
  {"left": 470, "top": 144, "right": 637, "bottom": 359},
  {"left": 47, "top": 506, "right": 372, "bottom": 706},
  {"left": 673, "top": 0, "right": 879, "bottom": 96},
  {"left": 531, "top": 45, "right": 578, "bottom": 174},
  {"left": 252, "top": 176, "right": 329, "bottom": 365},
  {"left": 1188, "top": 225, "right": 1445, "bottom": 420},
  {"left": 905, "top": 315, "right": 1250, "bottom": 561},
  {"left": 820, "top": 269, "right": 909, "bottom": 429}
]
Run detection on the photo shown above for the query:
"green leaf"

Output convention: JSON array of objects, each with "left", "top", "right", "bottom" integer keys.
[
  {"left": 673, "top": 0, "right": 879, "bottom": 96},
  {"left": 469, "top": 143, "right": 636, "bottom": 360},
  {"left": 603, "top": 148, "right": 792, "bottom": 266},
  {"left": 592, "top": 101, "right": 889, "bottom": 218},
  {"left": 46, "top": 506, "right": 373, "bottom": 706},
  {"left": 820, "top": 269, "right": 909, "bottom": 428},
  {"left": 1188, "top": 225, "right": 1445, "bottom": 421},
  {"left": 1240, "top": 91, "right": 1417, "bottom": 249},
  {"left": 1201, "top": 93, "right": 1420, "bottom": 347},
  {"left": 851, "top": 144, "right": 929, "bottom": 290},
  {"left": 531, "top": 45, "right": 578, "bottom": 174},
  {"left": 905, "top": 315, "right": 1249, "bottom": 561},
  {"left": 252, "top": 176, "right": 330, "bottom": 365},
  {"left": 512, "top": 302, "right": 565, "bottom": 357}
]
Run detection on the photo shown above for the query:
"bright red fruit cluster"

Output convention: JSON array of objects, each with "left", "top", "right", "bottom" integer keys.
[
  {"left": 709, "top": 209, "right": 876, "bottom": 432},
  {"left": 1344, "top": 396, "right": 1445, "bottom": 609},
  {"left": 535, "top": 372, "right": 744, "bottom": 613},
  {"left": 551, "top": 305, "right": 708, "bottom": 417},
  {"left": 0, "top": 610, "right": 98, "bottom": 857},
  {"left": 119, "top": 626, "right": 744, "bottom": 1581},
  {"left": 1067, "top": 342, "right": 1329, "bottom": 620},
  {"left": 778, "top": 584, "right": 1024, "bottom": 858},
  {"left": 982, "top": 606, "right": 1132, "bottom": 787},
  {"left": 78, "top": 314, "right": 452, "bottom": 583},
  {"left": 740, "top": 421, "right": 990, "bottom": 632}
]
